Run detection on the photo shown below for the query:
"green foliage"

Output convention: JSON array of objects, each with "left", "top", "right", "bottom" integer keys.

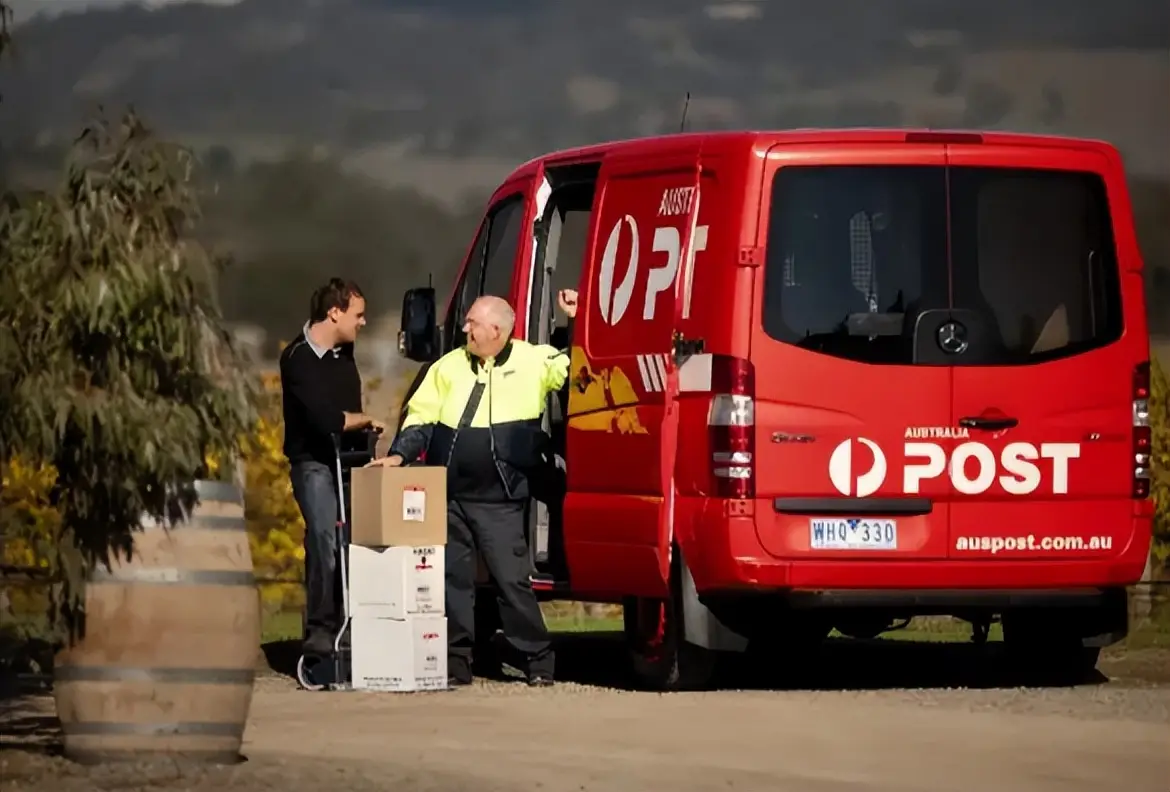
[{"left": 0, "top": 110, "right": 257, "bottom": 642}]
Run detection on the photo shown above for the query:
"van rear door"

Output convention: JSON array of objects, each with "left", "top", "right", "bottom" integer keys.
[
  {"left": 751, "top": 143, "right": 955, "bottom": 562},
  {"left": 563, "top": 148, "right": 703, "bottom": 598},
  {"left": 943, "top": 144, "right": 1137, "bottom": 562}
]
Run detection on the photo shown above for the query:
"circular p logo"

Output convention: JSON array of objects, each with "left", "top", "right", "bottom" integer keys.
[
  {"left": 597, "top": 215, "right": 639, "bottom": 325},
  {"left": 828, "top": 437, "right": 887, "bottom": 497}
]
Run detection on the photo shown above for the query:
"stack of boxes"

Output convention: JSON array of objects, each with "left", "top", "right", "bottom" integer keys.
[{"left": 347, "top": 464, "right": 448, "bottom": 692}]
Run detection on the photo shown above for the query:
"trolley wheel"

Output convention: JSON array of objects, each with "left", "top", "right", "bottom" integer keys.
[{"left": 296, "top": 654, "right": 328, "bottom": 691}]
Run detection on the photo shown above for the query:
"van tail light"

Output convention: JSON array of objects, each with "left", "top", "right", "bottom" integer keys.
[
  {"left": 708, "top": 355, "right": 755, "bottom": 499},
  {"left": 1133, "top": 362, "right": 1151, "bottom": 499}
]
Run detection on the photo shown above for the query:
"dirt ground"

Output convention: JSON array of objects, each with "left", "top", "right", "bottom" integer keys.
[{"left": 3, "top": 633, "right": 1168, "bottom": 792}]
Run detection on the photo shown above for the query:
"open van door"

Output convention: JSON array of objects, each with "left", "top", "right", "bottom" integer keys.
[{"left": 562, "top": 148, "right": 701, "bottom": 598}]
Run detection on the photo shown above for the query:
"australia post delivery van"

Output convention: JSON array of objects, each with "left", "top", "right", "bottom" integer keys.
[{"left": 396, "top": 129, "right": 1153, "bottom": 690}]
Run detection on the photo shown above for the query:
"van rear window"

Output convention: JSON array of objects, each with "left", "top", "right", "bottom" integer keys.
[{"left": 761, "top": 165, "right": 1123, "bottom": 366}]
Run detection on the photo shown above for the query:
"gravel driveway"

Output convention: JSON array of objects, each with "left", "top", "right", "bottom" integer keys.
[{"left": 3, "top": 633, "right": 1168, "bottom": 792}]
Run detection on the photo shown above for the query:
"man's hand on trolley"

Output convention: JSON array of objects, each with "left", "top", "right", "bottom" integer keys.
[
  {"left": 365, "top": 453, "right": 403, "bottom": 468},
  {"left": 342, "top": 411, "right": 386, "bottom": 434}
]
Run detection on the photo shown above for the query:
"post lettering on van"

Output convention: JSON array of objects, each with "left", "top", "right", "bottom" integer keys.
[
  {"left": 829, "top": 437, "right": 1082, "bottom": 496},
  {"left": 597, "top": 185, "right": 709, "bottom": 326},
  {"left": 902, "top": 441, "right": 1081, "bottom": 495}
]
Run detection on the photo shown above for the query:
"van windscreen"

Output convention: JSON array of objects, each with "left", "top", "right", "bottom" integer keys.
[{"left": 761, "top": 165, "right": 1123, "bottom": 366}]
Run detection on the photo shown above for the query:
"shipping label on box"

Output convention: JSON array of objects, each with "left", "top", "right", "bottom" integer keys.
[
  {"left": 349, "top": 545, "right": 445, "bottom": 620},
  {"left": 351, "top": 615, "right": 448, "bottom": 693},
  {"left": 402, "top": 486, "right": 426, "bottom": 522},
  {"left": 350, "top": 465, "right": 447, "bottom": 548},
  {"left": 410, "top": 545, "right": 444, "bottom": 614}
]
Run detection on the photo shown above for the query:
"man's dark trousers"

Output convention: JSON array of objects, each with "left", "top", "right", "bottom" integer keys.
[
  {"left": 290, "top": 460, "right": 348, "bottom": 655},
  {"left": 446, "top": 499, "right": 553, "bottom": 678}
]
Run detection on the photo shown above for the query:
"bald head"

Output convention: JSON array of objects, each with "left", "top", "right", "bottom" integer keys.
[
  {"left": 464, "top": 295, "right": 515, "bottom": 359},
  {"left": 475, "top": 296, "right": 515, "bottom": 336}
]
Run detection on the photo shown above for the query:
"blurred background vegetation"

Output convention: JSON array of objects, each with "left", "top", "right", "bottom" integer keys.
[
  {"left": 1, "top": 0, "right": 1168, "bottom": 647},
  {"left": 0, "top": 0, "right": 1167, "bottom": 347}
]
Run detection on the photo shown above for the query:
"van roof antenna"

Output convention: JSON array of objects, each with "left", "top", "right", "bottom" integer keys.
[{"left": 679, "top": 91, "right": 691, "bottom": 133}]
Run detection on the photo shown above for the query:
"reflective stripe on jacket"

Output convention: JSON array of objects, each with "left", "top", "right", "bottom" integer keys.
[{"left": 390, "top": 339, "right": 569, "bottom": 499}]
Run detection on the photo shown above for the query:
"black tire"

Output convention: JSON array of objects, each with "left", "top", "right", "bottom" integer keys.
[{"left": 622, "top": 555, "right": 717, "bottom": 691}]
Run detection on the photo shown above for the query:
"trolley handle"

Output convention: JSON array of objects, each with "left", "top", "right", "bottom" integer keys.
[{"left": 334, "top": 428, "right": 379, "bottom": 471}]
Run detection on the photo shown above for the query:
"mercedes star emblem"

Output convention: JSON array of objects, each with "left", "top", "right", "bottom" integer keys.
[{"left": 937, "top": 321, "right": 969, "bottom": 355}]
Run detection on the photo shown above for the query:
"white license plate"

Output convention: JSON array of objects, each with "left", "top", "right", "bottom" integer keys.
[{"left": 809, "top": 519, "right": 898, "bottom": 550}]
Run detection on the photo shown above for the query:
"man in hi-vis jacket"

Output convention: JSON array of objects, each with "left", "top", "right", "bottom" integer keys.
[{"left": 370, "top": 290, "right": 578, "bottom": 687}]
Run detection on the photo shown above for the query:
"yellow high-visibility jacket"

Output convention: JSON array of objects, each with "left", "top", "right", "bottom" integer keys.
[{"left": 390, "top": 339, "right": 569, "bottom": 500}]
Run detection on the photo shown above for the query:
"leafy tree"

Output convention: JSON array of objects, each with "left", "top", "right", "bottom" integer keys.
[{"left": 0, "top": 110, "right": 256, "bottom": 640}]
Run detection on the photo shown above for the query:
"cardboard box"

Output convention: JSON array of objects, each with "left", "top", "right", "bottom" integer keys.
[
  {"left": 350, "top": 464, "right": 447, "bottom": 548},
  {"left": 351, "top": 615, "right": 447, "bottom": 692},
  {"left": 348, "top": 544, "right": 444, "bottom": 620}
]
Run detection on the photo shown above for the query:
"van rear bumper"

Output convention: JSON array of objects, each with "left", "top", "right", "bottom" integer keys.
[
  {"left": 781, "top": 587, "right": 1114, "bottom": 611},
  {"left": 679, "top": 507, "right": 1152, "bottom": 594},
  {"left": 721, "top": 556, "right": 1147, "bottom": 591}
]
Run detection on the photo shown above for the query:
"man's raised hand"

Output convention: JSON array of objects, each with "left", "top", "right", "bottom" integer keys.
[{"left": 557, "top": 289, "right": 579, "bottom": 318}]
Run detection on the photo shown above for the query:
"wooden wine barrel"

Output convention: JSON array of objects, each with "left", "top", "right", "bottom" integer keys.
[{"left": 53, "top": 480, "right": 260, "bottom": 765}]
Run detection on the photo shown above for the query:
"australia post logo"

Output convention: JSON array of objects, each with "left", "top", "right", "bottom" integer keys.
[
  {"left": 596, "top": 186, "right": 709, "bottom": 326},
  {"left": 829, "top": 435, "right": 1081, "bottom": 496}
]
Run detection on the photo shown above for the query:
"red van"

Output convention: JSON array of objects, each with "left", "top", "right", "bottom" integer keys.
[{"left": 397, "top": 130, "right": 1153, "bottom": 690}]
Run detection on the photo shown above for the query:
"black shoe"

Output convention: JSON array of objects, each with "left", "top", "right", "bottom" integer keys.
[
  {"left": 526, "top": 648, "right": 555, "bottom": 688},
  {"left": 448, "top": 674, "right": 473, "bottom": 687}
]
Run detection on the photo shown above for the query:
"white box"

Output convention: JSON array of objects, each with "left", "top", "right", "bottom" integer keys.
[
  {"left": 348, "top": 544, "right": 444, "bottom": 619},
  {"left": 351, "top": 615, "right": 448, "bottom": 692}
]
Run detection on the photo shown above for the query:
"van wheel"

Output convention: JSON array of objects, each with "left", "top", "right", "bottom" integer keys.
[
  {"left": 1002, "top": 613, "right": 1101, "bottom": 684},
  {"left": 622, "top": 556, "right": 719, "bottom": 692}
]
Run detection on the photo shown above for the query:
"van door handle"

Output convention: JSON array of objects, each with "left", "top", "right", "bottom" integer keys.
[{"left": 959, "top": 416, "right": 1019, "bottom": 431}]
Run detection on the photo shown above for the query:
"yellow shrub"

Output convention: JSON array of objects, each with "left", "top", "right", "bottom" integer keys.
[
  {"left": 0, "top": 457, "right": 59, "bottom": 634},
  {"left": 0, "top": 456, "right": 59, "bottom": 570},
  {"left": 242, "top": 373, "right": 305, "bottom": 614}
]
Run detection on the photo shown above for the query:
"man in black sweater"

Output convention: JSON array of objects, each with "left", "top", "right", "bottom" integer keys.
[{"left": 280, "top": 278, "right": 384, "bottom": 656}]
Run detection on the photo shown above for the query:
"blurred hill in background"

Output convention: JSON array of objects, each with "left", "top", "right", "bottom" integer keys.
[{"left": 2, "top": 0, "right": 1168, "bottom": 356}]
